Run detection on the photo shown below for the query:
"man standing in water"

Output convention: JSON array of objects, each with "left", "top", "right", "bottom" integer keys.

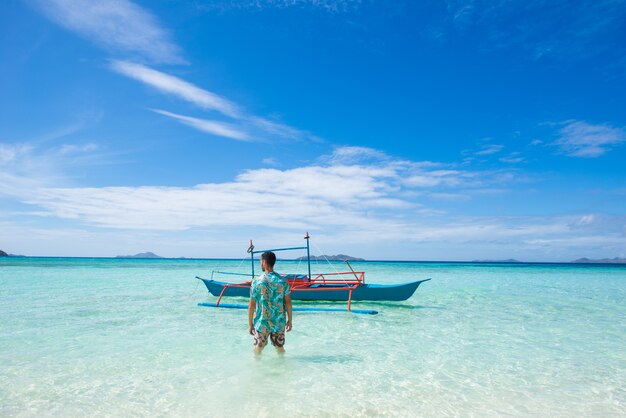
[{"left": 248, "top": 251, "right": 293, "bottom": 354}]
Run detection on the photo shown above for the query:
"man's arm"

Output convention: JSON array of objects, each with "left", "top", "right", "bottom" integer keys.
[
  {"left": 284, "top": 293, "right": 293, "bottom": 332},
  {"left": 248, "top": 298, "right": 256, "bottom": 335}
]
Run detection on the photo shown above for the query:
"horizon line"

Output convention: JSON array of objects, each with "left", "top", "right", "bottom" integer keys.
[{"left": 2, "top": 255, "right": 626, "bottom": 266}]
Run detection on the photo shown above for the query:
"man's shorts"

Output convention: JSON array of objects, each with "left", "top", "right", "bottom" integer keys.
[{"left": 253, "top": 329, "right": 285, "bottom": 348}]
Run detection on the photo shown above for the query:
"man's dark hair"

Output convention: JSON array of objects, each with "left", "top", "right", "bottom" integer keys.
[{"left": 261, "top": 251, "right": 276, "bottom": 267}]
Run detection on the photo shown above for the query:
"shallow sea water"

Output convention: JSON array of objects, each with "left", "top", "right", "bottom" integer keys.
[{"left": 1, "top": 258, "right": 625, "bottom": 417}]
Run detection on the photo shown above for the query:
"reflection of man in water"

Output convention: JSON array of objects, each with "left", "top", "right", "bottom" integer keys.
[{"left": 248, "top": 251, "right": 293, "bottom": 355}]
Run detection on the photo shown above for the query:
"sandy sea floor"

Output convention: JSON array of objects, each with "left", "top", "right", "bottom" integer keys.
[{"left": 1, "top": 258, "right": 625, "bottom": 417}]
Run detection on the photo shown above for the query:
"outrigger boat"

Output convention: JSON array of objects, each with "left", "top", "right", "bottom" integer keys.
[{"left": 197, "top": 233, "right": 430, "bottom": 315}]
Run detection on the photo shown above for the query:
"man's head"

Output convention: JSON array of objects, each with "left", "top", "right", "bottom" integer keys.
[{"left": 261, "top": 251, "right": 276, "bottom": 272}]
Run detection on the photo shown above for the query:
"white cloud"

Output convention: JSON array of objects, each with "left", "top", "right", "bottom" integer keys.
[
  {"left": 151, "top": 110, "right": 250, "bottom": 141},
  {"left": 554, "top": 120, "right": 626, "bottom": 157},
  {"left": 475, "top": 144, "right": 504, "bottom": 155},
  {"left": 33, "top": 2, "right": 316, "bottom": 142},
  {"left": 499, "top": 152, "right": 525, "bottom": 163},
  {"left": 35, "top": 1, "right": 316, "bottom": 142},
  {"left": 8, "top": 144, "right": 624, "bottom": 260},
  {"left": 324, "top": 146, "right": 390, "bottom": 164},
  {"left": 403, "top": 169, "right": 479, "bottom": 188},
  {"left": 112, "top": 60, "right": 317, "bottom": 142},
  {"left": 426, "top": 192, "right": 471, "bottom": 202},
  {"left": 111, "top": 61, "right": 239, "bottom": 117},
  {"left": 57, "top": 143, "right": 98, "bottom": 155},
  {"left": 6, "top": 146, "right": 520, "bottom": 233},
  {"left": 32, "top": 0, "right": 184, "bottom": 64},
  {"left": 196, "top": 0, "right": 363, "bottom": 14},
  {"left": 0, "top": 139, "right": 120, "bottom": 198},
  {"left": 25, "top": 163, "right": 408, "bottom": 231},
  {"left": 443, "top": 0, "right": 626, "bottom": 61},
  {"left": 0, "top": 143, "right": 34, "bottom": 164},
  {"left": 245, "top": 116, "right": 319, "bottom": 142}
]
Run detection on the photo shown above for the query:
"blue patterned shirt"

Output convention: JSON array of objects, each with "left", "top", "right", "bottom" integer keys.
[{"left": 251, "top": 272, "right": 291, "bottom": 333}]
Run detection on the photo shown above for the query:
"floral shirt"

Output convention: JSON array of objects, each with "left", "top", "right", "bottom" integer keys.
[{"left": 251, "top": 272, "right": 291, "bottom": 333}]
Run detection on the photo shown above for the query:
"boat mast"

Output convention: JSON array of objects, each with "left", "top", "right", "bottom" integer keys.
[
  {"left": 305, "top": 232, "right": 311, "bottom": 280},
  {"left": 248, "top": 239, "right": 255, "bottom": 278}
]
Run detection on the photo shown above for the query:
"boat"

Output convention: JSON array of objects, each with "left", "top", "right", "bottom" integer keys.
[{"left": 196, "top": 233, "right": 430, "bottom": 314}]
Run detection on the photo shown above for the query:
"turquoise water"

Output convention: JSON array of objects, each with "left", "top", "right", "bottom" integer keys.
[{"left": 1, "top": 258, "right": 625, "bottom": 417}]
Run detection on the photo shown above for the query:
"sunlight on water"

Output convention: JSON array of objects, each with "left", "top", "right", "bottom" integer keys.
[{"left": 1, "top": 258, "right": 625, "bottom": 417}]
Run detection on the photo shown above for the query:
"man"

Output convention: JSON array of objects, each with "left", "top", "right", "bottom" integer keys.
[{"left": 248, "top": 251, "right": 293, "bottom": 354}]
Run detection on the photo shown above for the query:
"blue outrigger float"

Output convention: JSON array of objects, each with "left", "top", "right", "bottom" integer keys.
[{"left": 197, "top": 233, "right": 430, "bottom": 315}]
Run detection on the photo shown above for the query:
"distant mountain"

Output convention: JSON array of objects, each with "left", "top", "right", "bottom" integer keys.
[
  {"left": 472, "top": 259, "right": 522, "bottom": 263},
  {"left": 295, "top": 254, "right": 365, "bottom": 261},
  {"left": 572, "top": 257, "right": 626, "bottom": 264},
  {"left": 0, "top": 250, "right": 27, "bottom": 257},
  {"left": 115, "top": 252, "right": 163, "bottom": 259}
]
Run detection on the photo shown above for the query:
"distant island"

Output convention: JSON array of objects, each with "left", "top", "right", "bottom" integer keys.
[
  {"left": 0, "top": 250, "right": 26, "bottom": 257},
  {"left": 572, "top": 257, "right": 626, "bottom": 264},
  {"left": 295, "top": 254, "right": 365, "bottom": 261},
  {"left": 115, "top": 252, "right": 163, "bottom": 259},
  {"left": 472, "top": 259, "right": 522, "bottom": 263}
]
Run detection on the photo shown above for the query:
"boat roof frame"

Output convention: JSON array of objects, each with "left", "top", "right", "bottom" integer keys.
[{"left": 249, "top": 232, "right": 312, "bottom": 279}]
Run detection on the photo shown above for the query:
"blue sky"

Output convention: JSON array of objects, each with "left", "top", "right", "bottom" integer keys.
[{"left": 1, "top": 0, "right": 625, "bottom": 261}]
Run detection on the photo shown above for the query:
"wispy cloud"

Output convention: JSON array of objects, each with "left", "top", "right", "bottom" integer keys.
[
  {"left": 34, "top": 1, "right": 316, "bottom": 143},
  {"left": 32, "top": 0, "right": 184, "bottom": 64},
  {"left": 261, "top": 157, "right": 280, "bottom": 166},
  {"left": 150, "top": 110, "right": 250, "bottom": 141},
  {"left": 554, "top": 120, "right": 626, "bottom": 157},
  {"left": 474, "top": 144, "right": 504, "bottom": 156},
  {"left": 57, "top": 143, "right": 98, "bottom": 155},
  {"left": 245, "top": 116, "right": 320, "bottom": 143},
  {"left": 461, "top": 141, "right": 505, "bottom": 161},
  {"left": 442, "top": 0, "right": 626, "bottom": 61},
  {"left": 111, "top": 61, "right": 239, "bottom": 117},
  {"left": 499, "top": 152, "right": 525, "bottom": 163},
  {"left": 0, "top": 143, "right": 34, "bottom": 164},
  {"left": 403, "top": 170, "right": 478, "bottom": 188},
  {"left": 0, "top": 138, "right": 123, "bottom": 198},
  {"left": 112, "top": 60, "right": 317, "bottom": 142},
  {"left": 323, "top": 146, "right": 391, "bottom": 164},
  {"left": 0, "top": 113, "right": 105, "bottom": 197},
  {"left": 196, "top": 0, "right": 363, "bottom": 14}
]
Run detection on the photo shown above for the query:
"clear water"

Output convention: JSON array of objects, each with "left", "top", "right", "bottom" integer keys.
[{"left": 1, "top": 257, "right": 625, "bottom": 417}]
